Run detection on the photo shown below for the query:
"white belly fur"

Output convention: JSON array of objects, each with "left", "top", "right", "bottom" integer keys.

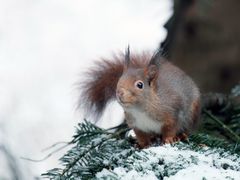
[{"left": 126, "top": 108, "right": 162, "bottom": 134}]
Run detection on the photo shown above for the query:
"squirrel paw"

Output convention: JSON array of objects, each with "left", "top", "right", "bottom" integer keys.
[
  {"left": 177, "top": 133, "right": 188, "bottom": 141},
  {"left": 134, "top": 142, "right": 151, "bottom": 149},
  {"left": 162, "top": 136, "right": 180, "bottom": 144}
]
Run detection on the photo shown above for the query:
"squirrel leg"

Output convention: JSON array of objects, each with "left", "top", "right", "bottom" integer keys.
[
  {"left": 133, "top": 128, "right": 152, "bottom": 149},
  {"left": 190, "top": 99, "right": 201, "bottom": 129},
  {"left": 177, "top": 132, "right": 189, "bottom": 141},
  {"left": 161, "top": 114, "right": 178, "bottom": 144}
]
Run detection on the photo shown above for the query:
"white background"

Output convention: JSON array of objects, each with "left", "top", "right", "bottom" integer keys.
[{"left": 0, "top": 0, "right": 172, "bottom": 178}]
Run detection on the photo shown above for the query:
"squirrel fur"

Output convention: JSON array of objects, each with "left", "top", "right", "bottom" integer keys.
[{"left": 79, "top": 48, "right": 201, "bottom": 148}]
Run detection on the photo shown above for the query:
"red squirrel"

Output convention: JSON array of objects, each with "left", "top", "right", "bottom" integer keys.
[{"left": 79, "top": 48, "right": 201, "bottom": 148}]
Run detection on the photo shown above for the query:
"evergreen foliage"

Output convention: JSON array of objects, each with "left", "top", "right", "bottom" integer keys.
[
  {"left": 42, "top": 121, "right": 133, "bottom": 179},
  {"left": 200, "top": 85, "right": 240, "bottom": 144},
  {"left": 43, "top": 85, "right": 240, "bottom": 179},
  {"left": 43, "top": 122, "right": 240, "bottom": 179}
]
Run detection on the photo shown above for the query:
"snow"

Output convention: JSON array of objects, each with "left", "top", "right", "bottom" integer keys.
[
  {"left": 0, "top": 0, "right": 172, "bottom": 178},
  {"left": 96, "top": 167, "right": 158, "bottom": 180},
  {"left": 165, "top": 164, "right": 240, "bottom": 180},
  {"left": 96, "top": 144, "right": 240, "bottom": 180}
]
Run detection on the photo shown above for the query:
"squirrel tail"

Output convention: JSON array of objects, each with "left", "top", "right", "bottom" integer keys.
[
  {"left": 78, "top": 54, "right": 124, "bottom": 120},
  {"left": 78, "top": 52, "right": 150, "bottom": 121}
]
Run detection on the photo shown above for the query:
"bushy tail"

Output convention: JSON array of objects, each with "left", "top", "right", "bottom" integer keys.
[
  {"left": 78, "top": 52, "right": 150, "bottom": 121},
  {"left": 78, "top": 54, "right": 125, "bottom": 120}
]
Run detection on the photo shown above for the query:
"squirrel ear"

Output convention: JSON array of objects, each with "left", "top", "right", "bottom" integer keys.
[
  {"left": 146, "top": 49, "right": 163, "bottom": 84},
  {"left": 148, "top": 49, "right": 163, "bottom": 67},
  {"left": 146, "top": 65, "right": 158, "bottom": 84},
  {"left": 124, "top": 45, "right": 131, "bottom": 68}
]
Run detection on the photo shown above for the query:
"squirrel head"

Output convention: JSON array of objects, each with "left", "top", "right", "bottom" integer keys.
[{"left": 116, "top": 47, "right": 161, "bottom": 108}]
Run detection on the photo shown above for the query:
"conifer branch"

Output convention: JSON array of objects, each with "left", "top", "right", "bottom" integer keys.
[
  {"left": 203, "top": 109, "right": 240, "bottom": 142},
  {"left": 61, "top": 126, "right": 129, "bottom": 176}
]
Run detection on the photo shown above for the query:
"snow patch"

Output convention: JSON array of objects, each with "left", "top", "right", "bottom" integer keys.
[
  {"left": 96, "top": 167, "right": 158, "bottom": 180},
  {"left": 96, "top": 144, "right": 240, "bottom": 180}
]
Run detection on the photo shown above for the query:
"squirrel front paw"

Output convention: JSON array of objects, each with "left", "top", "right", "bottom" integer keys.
[
  {"left": 133, "top": 128, "right": 154, "bottom": 149},
  {"left": 135, "top": 141, "right": 151, "bottom": 149},
  {"left": 162, "top": 133, "right": 189, "bottom": 144},
  {"left": 177, "top": 132, "right": 188, "bottom": 141},
  {"left": 162, "top": 136, "right": 180, "bottom": 144}
]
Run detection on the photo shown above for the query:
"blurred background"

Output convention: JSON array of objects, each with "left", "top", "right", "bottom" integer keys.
[
  {"left": 1, "top": 0, "right": 240, "bottom": 179},
  {"left": 0, "top": 0, "right": 172, "bottom": 179}
]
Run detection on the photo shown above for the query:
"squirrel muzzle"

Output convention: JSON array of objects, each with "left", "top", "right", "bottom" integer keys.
[
  {"left": 116, "top": 88, "right": 128, "bottom": 105},
  {"left": 116, "top": 87, "right": 136, "bottom": 107}
]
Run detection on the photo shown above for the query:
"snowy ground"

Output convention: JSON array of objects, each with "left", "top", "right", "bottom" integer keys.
[
  {"left": 96, "top": 144, "right": 240, "bottom": 180},
  {"left": 0, "top": 0, "right": 172, "bottom": 178}
]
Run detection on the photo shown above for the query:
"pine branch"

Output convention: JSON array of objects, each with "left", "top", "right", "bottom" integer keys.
[
  {"left": 42, "top": 120, "right": 132, "bottom": 179},
  {"left": 203, "top": 109, "right": 240, "bottom": 142},
  {"left": 61, "top": 123, "right": 129, "bottom": 177},
  {"left": 43, "top": 120, "right": 240, "bottom": 179},
  {"left": 189, "top": 133, "right": 240, "bottom": 154},
  {"left": 42, "top": 85, "right": 240, "bottom": 179}
]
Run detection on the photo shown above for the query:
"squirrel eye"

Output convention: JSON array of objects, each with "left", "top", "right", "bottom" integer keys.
[{"left": 135, "top": 80, "right": 144, "bottom": 89}]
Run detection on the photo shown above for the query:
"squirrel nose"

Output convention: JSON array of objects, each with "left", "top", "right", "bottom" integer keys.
[{"left": 116, "top": 88, "right": 125, "bottom": 98}]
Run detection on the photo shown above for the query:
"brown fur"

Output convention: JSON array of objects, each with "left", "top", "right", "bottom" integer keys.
[
  {"left": 190, "top": 99, "right": 201, "bottom": 130},
  {"left": 133, "top": 128, "right": 153, "bottom": 148},
  {"left": 161, "top": 113, "right": 178, "bottom": 144}
]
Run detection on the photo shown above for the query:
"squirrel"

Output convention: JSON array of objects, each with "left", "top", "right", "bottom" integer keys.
[{"left": 79, "top": 47, "right": 201, "bottom": 148}]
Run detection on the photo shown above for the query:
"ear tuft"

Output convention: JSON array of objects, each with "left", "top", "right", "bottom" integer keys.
[
  {"left": 149, "top": 49, "right": 162, "bottom": 67},
  {"left": 125, "top": 45, "right": 130, "bottom": 67}
]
